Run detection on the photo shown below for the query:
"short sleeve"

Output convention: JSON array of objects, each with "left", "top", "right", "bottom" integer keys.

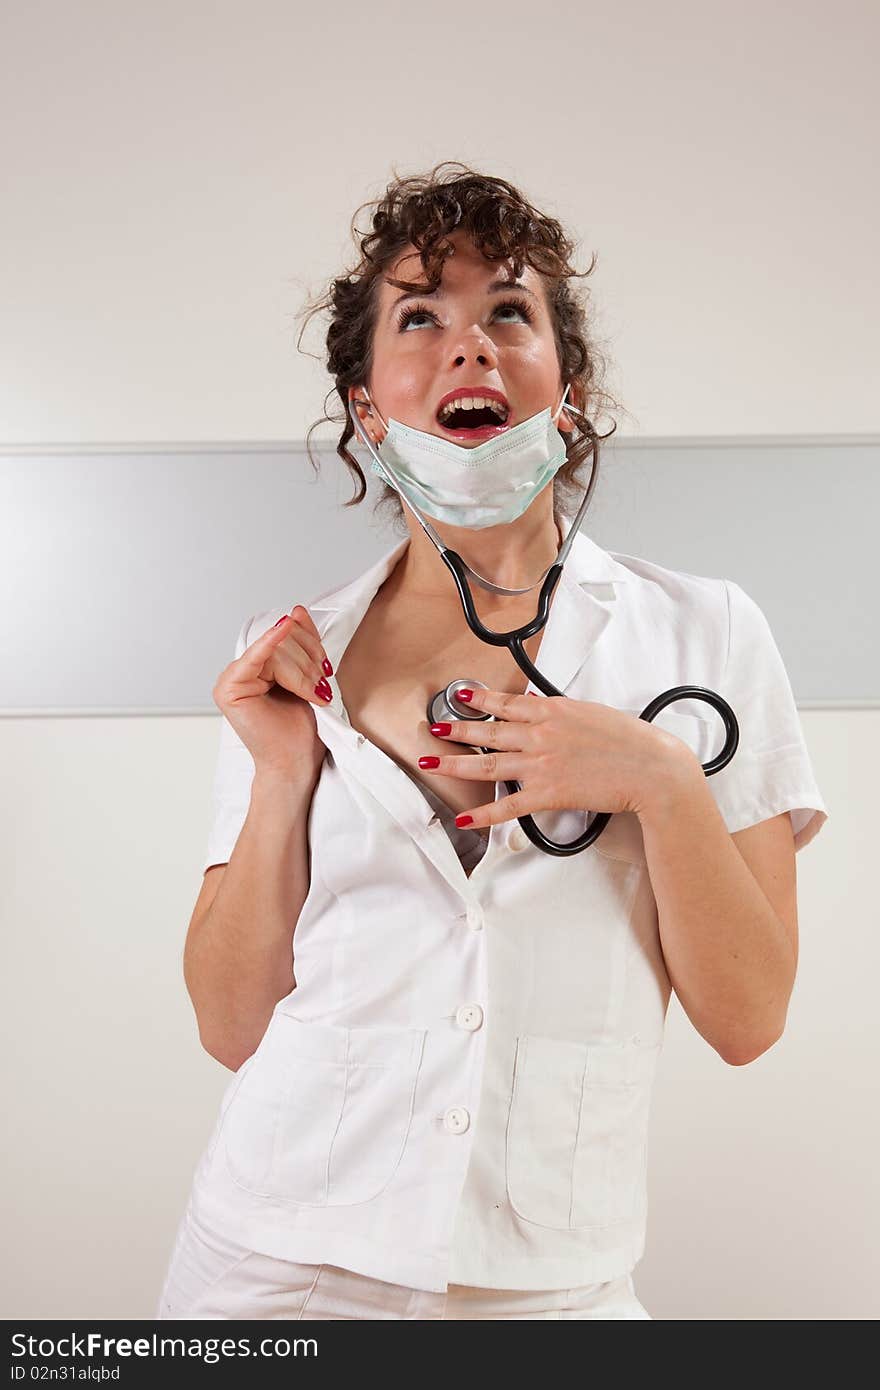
[
  {"left": 707, "top": 580, "right": 829, "bottom": 852},
  {"left": 202, "top": 614, "right": 256, "bottom": 873}
]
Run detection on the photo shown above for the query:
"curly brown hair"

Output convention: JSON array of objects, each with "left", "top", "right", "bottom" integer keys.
[{"left": 295, "top": 160, "right": 629, "bottom": 533}]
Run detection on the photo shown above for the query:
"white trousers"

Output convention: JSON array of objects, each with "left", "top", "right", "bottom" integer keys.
[{"left": 156, "top": 1203, "right": 653, "bottom": 1320}]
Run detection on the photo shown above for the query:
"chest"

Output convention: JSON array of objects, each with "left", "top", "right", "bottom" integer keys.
[{"left": 334, "top": 592, "right": 547, "bottom": 820}]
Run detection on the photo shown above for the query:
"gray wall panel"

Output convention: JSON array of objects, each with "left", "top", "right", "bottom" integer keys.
[{"left": 1, "top": 436, "right": 875, "bottom": 713}]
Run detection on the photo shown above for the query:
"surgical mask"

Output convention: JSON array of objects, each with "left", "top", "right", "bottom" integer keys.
[{"left": 350, "top": 384, "right": 574, "bottom": 529}]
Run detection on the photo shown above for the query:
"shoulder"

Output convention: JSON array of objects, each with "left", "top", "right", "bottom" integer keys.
[
  {"left": 244, "top": 540, "right": 409, "bottom": 647},
  {"left": 603, "top": 551, "right": 790, "bottom": 698},
  {"left": 237, "top": 576, "right": 359, "bottom": 653},
  {"left": 589, "top": 543, "right": 743, "bottom": 681},
  {"left": 607, "top": 546, "right": 726, "bottom": 605},
  {"left": 602, "top": 545, "right": 730, "bottom": 630}
]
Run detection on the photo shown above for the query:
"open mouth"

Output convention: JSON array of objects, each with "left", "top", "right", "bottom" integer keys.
[{"left": 435, "top": 396, "right": 511, "bottom": 440}]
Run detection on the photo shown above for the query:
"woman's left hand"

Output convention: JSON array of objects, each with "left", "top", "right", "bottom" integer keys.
[{"left": 417, "top": 686, "right": 687, "bottom": 829}]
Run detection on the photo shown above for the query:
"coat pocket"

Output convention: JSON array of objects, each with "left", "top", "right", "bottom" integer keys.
[
  {"left": 505, "top": 1034, "right": 661, "bottom": 1230},
  {"left": 222, "top": 1013, "right": 427, "bottom": 1206}
]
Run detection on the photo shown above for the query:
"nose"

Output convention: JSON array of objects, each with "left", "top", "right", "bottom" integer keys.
[{"left": 452, "top": 334, "right": 498, "bottom": 371}]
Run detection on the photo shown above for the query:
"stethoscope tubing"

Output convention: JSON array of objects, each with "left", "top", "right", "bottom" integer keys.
[
  {"left": 347, "top": 395, "right": 740, "bottom": 856},
  {"left": 438, "top": 548, "right": 740, "bottom": 856}
]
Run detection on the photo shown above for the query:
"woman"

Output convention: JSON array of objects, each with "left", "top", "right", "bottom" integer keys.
[{"left": 156, "top": 163, "right": 828, "bottom": 1320}]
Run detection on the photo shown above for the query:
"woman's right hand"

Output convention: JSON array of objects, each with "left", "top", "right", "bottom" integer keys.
[{"left": 212, "top": 606, "right": 334, "bottom": 783}]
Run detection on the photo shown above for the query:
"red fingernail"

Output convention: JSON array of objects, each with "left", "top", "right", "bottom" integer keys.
[
  {"left": 322, "top": 657, "right": 333, "bottom": 676},
  {"left": 455, "top": 813, "right": 474, "bottom": 827},
  {"left": 418, "top": 755, "right": 440, "bottom": 769},
  {"left": 314, "top": 682, "right": 332, "bottom": 702},
  {"left": 273, "top": 615, "right": 289, "bottom": 628},
  {"left": 457, "top": 688, "right": 473, "bottom": 702},
  {"left": 430, "top": 722, "right": 452, "bottom": 736},
  {"left": 528, "top": 691, "right": 538, "bottom": 697}
]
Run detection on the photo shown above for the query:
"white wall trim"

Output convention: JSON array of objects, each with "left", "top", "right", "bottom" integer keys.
[
  {"left": 1, "top": 433, "right": 878, "bottom": 457},
  {"left": 1, "top": 700, "right": 876, "bottom": 719}
]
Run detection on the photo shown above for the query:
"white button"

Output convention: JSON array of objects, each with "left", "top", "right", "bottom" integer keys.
[
  {"left": 356, "top": 733, "right": 365, "bottom": 747},
  {"left": 455, "top": 1004, "right": 484, "bottom": 1031},
  {"left": 443, "top": 1107, "right": 471, "bottom": 1134},
  {"left": 465, "top": 904, "right": 484, "bottom": 932},
  {"left": 509, "top": 827, "right": 529, "bottom": 851}
]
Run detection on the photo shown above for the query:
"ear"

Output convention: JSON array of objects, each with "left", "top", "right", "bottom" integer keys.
[{"left": 348, "top": 385, "right": 381, "bottom": 444}]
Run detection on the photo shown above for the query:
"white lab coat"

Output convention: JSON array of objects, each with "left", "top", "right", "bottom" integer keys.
[{"left": 186, "top": 518, "right": 828, "bottom": 1293}]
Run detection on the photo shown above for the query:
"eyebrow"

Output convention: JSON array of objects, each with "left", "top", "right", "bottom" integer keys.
[{"left": 386, "top": 278, "right": 539, "bottom": 321}]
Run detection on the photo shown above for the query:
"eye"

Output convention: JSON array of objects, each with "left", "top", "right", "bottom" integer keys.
[
  {"left": 395, "top": 304, "right": 439, "bottom": 331},
  {"left": 395, "top": 295, "right": 536, "bottom": 332},
  {"left": 493, "top": 297, "right": 535, "bottom": 324}
]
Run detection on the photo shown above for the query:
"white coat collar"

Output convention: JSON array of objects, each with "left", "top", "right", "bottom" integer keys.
[
  {"left": 309, "top": 514, "right": 629, "bottom": 617},
  {"left": 309, "top": 516, "right": 631, "bottom": 712}
]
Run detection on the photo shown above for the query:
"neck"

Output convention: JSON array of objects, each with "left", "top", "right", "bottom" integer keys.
[{"left": 394, "top": 499, "right": 563, "bottom": 599}]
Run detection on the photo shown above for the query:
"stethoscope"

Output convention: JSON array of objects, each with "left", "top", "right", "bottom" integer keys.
[{"left": 348, "top": 394, "right": 739, "bottom": 856}]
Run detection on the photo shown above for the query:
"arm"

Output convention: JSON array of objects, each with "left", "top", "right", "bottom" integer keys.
[
  {"left": 184, "top": 769, "right": 317, "bottom": 1072},
  {"left": 636, "top": 746, "right": 798, "bottom": 1066}
]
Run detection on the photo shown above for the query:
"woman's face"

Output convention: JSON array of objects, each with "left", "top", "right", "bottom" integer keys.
[{"left": 350, "top": 229, "right": 576, "bottom": 446}]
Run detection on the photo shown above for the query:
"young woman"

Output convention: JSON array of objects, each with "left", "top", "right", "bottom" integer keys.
[{"left": 156, "top": 162, "right": 828, "bottom": 1320}]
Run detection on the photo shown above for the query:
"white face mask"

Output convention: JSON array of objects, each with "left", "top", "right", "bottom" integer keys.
[{"left": 350, "top": 384, "right": 573, "bottom": 529}]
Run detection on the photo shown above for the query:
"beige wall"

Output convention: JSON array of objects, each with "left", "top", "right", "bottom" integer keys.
[
  {"left": 2, "top": 0, "right": 876, "bottom": 1320},
  {"left": 1, "top": 0, "right": 876, "bottom": 445}
]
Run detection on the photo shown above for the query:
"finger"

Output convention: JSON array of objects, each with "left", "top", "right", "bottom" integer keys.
[
  {"left": 223, "top": 653, "right": 330, "bottom": 709},
  {"left": 417, "top": 749, "right": 526, "bottom": 782},
  {"left": 245, "top": 609, "right": 327, "bottom": 687},
  {"left": 427, "top": 716, "right": 525, "bottom": 749},
  {"left": 288, "top": 602, "right": 322, "bottom": 647},
  {"left": 286, "top": 606, "right": 334, "bottom": 677},
  {"left": 274, "top": 648, "right": 334, "bottom": 705},
  {"left": 234, "top": 614, "right": 331, "bottom": 706},
  {"left": 453, "top": 788, "right": 533, "bottom": 830},
  {"left": 454, "top": 686, "right": 544, "bottom": 722}
]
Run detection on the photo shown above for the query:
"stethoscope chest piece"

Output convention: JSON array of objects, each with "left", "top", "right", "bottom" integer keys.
[{"left": 426, "top": 678, "right": 494, "bottom": 728}]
